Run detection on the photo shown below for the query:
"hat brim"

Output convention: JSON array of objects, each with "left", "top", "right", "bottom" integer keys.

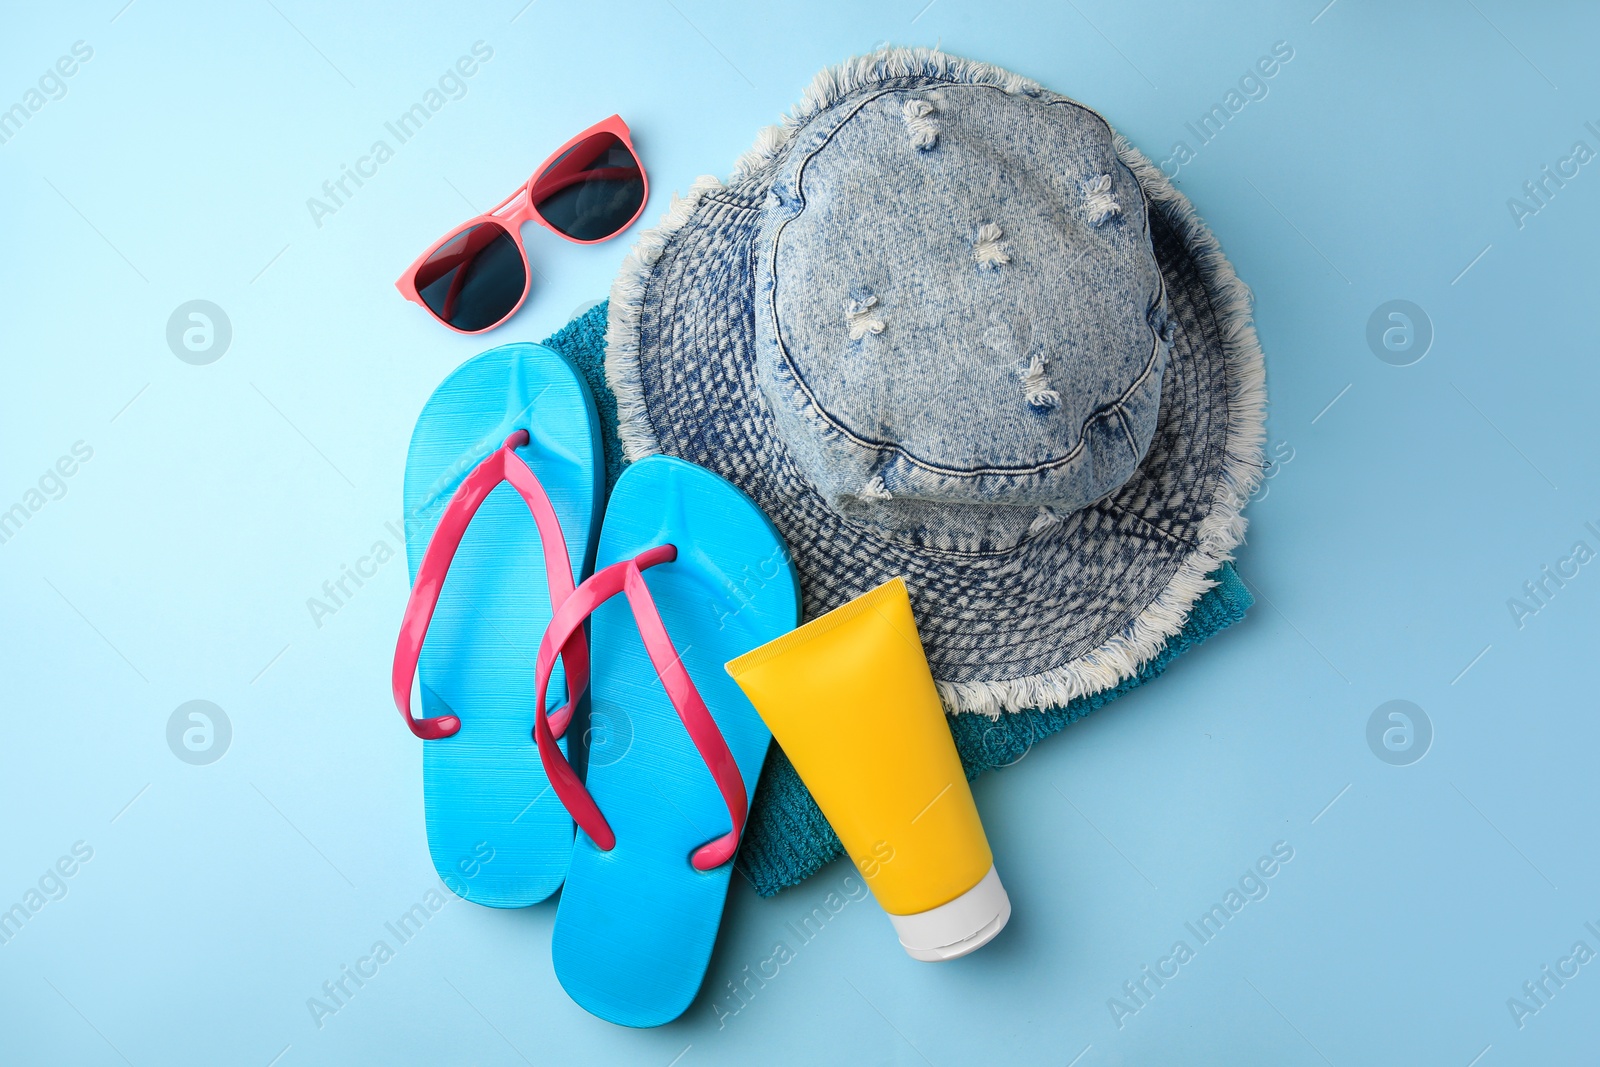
[{"left": 606, "top": 48, "right": 1266, "bottom": 718}]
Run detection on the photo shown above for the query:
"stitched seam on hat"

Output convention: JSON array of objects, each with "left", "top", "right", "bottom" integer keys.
[
  {"left": 771, "top": 315, "right": 1165, "bottom": 479},
  {"left": 1102, "top": 501, "right": 1197, "bottom": 550},
  {"left": 768, "top": 344, "right": 1124, "bottom": 482},
  {"left": 700, "top": 194, "right": 761, "bottom": 212},
  {"left": 1111, "top": 403, "right": 1139, "bottom": 460}
]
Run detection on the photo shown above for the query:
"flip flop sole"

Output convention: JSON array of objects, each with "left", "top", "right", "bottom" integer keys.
[
  {"left": 551, "top": 456, "right": 799, "bottom": 1026},
  {"left": 403, "top": 343, "right": 602, "bottom": 907}
]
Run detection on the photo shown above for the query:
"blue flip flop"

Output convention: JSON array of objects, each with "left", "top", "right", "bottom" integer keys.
[
  {"left": 391, "top": 342, "right": 603, "bottom": 907},
  {"left": 530, "top": 456, "right": 799, "bottom": 1026}
]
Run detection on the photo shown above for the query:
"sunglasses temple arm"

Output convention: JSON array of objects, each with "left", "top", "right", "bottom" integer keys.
[
  {"left": 414, "top": 222, "right": 510, "bottom": 319},
  {"left": 530, "top": 166, "right": 638, "bottom": 201},
  {"left": 439, "top": 262, "right": 469, "bottom": 323},
  {"left": 538, "top": 134, "right": 621, "bottom": 187}
]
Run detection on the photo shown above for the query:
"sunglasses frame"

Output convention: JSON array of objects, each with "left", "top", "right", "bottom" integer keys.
[{"left": 395, "top": 114, "right": 648, "bottom": 334}]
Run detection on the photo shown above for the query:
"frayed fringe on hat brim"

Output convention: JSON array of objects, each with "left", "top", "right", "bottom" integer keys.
[{"left": 605, "top": 45, "right": 1267, "bottom": 720}]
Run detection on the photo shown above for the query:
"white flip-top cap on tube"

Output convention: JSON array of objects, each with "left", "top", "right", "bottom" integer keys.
[{"left": 887, "top": 866, "right": 1011, "bottom": 962}]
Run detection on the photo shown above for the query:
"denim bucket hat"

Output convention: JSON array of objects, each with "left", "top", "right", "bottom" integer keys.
[{"left": 607, "top": 47, "right": 1266, "bottom": 716}]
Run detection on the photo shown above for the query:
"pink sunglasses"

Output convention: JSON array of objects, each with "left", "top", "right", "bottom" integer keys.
[{"left": 396, "top": 115, "right": 648, "bottom": 333}]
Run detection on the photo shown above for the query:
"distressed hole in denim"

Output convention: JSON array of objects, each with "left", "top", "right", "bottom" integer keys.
[
  {"left": 973, "top": 222, "right": 1011, "bottom": 270},
  {"left": 844, "top": 295, "right": 885, "bottom": 340},
  {"left": 858, "top": 474, "right": 892, "bottom": 501},
  {"left": 1028, "top": 506, "right": 1062, "bottom": 536},
  {"left": 1083, "top": 174, "right": 1122, "bottom": 226},
  {"left": 901, "top": 97, "right": 940, "bottom": 150},
  {"left": 1019, "top": 353, "right": 1061, "bottom": 409}
]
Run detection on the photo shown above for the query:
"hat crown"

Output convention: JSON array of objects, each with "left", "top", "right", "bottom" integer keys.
[{"left": 753, "top": 81, "right": 1169, "bottom": 552}]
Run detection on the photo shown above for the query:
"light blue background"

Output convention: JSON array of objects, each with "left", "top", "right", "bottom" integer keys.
[{"left": 2, "top": 1, "right": 1596, "bottom": 1064}]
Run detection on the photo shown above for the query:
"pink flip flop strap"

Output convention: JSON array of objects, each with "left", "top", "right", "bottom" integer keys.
[
  {"left": 391, "top": 430, "right": 587, "bottom": 741},
  {"left": 532, "top": 544, "right": 750, "bottom": 871}
]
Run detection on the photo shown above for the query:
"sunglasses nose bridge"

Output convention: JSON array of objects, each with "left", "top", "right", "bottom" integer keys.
[{"left": 491, "top": 183, "right": 538, "bottom": 227}]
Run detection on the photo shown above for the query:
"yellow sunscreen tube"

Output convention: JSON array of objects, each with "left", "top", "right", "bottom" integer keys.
[{"left": 726, "top": 577, "right": 1009, "bottom": 961}]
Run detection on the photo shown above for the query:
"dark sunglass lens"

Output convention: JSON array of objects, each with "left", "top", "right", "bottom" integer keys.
[
  {"left": 414, "top": 221, "right": 525, "bottom": 331},
  {"left": 531, "top": 132, "right": 645, "bottom": 241}
]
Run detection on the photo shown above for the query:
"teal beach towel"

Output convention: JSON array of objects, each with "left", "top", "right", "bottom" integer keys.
[{"left": 542, "top": 303, "right": 1253, "bottom": 898}]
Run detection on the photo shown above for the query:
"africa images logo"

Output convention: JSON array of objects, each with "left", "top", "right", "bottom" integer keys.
[
  {"left": 305, "top": 42, "right": 494, "bottom": 229},
  {"left": 0, "top": 40, "right": 94, "bottom": 146},
  {"left": 1157, "top": 41, "right": 1294, "bottom": 177},
  {"left": 1505, "top": 520, "right": 1600, "bottom": 630},
  {"left": 0, "top": 440, "right": 93, "bottom": 547},
  {"left": 0, "top": 842, "right": 94, "bottom": 947},
  {"left": 307, "top": 844, "right": 494, "bottom": 1030},
  {"left": 1106, "top": 841, "right": 1295, "bottom": 1029},
  {"left": 1506, "top": 120, "right": 1600, "bottom": 231}
]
